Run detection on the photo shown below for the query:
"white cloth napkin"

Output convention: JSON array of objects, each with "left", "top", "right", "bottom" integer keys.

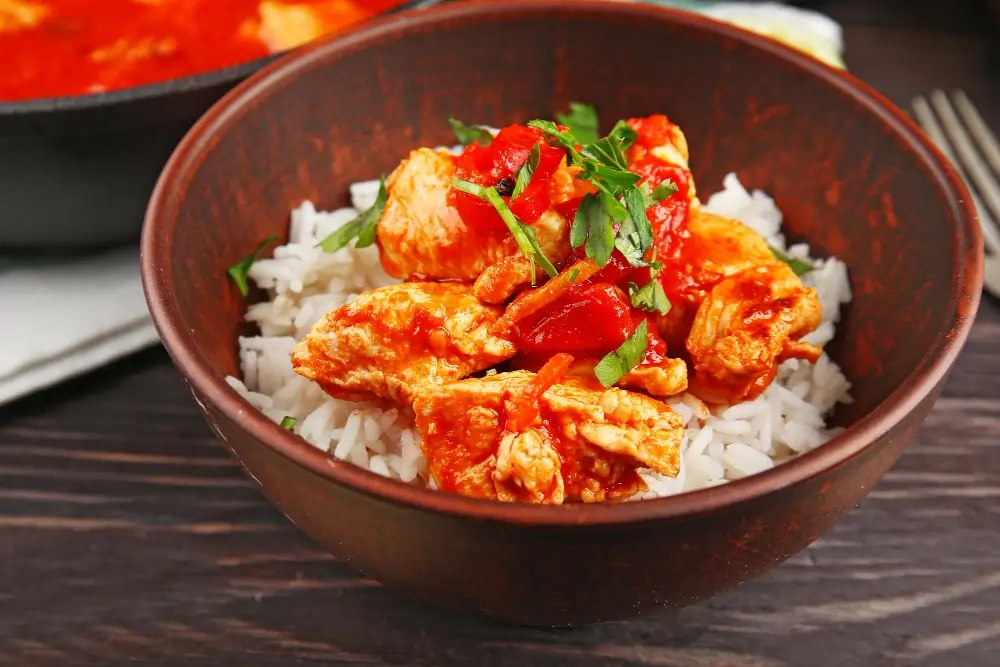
[
  {"left": 0, "top": 247, "right": 159, "bottom": 406},
  {"left": 0, "top": 0, "right": 844, "bottom": 408}
]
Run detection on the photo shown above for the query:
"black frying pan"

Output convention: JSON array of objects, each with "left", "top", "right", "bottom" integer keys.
[{"left": 0, "top": 0, "right": 444, "bottom": 250}]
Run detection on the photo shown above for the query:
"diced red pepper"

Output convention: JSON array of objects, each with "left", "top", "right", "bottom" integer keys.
[
  {"left": 505, "top": 353, "right": 575, "bottom": 433},
  {"left": 450, "top": 124, "right": 566, "bottom": 231},
  {"left": 626, "top": 114, "right": 677, "bottom": 151},
  {"left": 629, "top": 156, "right": 692, "bottom": 251},
  {"left": 563, "top": 246, "right": 642, "bottom": 288},
  {"left": 511, "top": 282, "right": 633, "bottom": 357},
  {"left": 634, "top": 313, "right": 669, "bottom": 365},
  {"left": 553, "top": 196, "right": 583, "bottom": 222}
]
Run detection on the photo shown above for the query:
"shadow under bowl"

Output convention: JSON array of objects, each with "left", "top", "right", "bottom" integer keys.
[{"left": 140, "top": 0, "right": 982, "bottom": 626}]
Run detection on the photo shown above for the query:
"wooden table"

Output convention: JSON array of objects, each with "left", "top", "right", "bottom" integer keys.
[{"left": 2, "top": 2, "right": 998, "bottom": 665}]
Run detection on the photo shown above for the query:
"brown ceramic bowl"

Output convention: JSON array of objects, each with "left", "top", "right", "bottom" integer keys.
[{"left": 140, "top": 0, "right": 983, "bottom": 626}]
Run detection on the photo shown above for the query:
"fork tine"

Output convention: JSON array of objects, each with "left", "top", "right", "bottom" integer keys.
[
  {"left": 953, "top": 90, "right": 1000, "bottom": 177},
  {"left": 927, "top": 90, "right": 1000, "bottom": 255},
  {"left": 914, "top": 94, "right": 1000, "bottom": 255},
  {"left": 986, "top": 256, "right": 1000, "bottom": 296}
]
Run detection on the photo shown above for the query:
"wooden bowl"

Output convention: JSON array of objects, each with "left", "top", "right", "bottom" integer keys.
[{"left": 140, "top": 0, "right": 983, "bottom": 626}]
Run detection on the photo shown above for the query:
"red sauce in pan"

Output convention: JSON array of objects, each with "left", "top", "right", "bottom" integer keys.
[{"left": 0, "top": 0, "right": 408, "bottom": 102}]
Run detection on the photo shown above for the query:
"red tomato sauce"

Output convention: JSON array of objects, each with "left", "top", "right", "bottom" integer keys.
[{"left": 0, "top": 0, "right": 407, "bottom": 101}]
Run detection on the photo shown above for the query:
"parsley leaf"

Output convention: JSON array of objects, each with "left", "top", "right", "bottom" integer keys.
[
  {"left": 617, "top": 186, "right": 655, "bottom": 266},
  {"left": 556, "top": 102, "right": 600, "bottom": 145},
  {"left": 227, "top": 234, "right": 280, "bottom": 296},
  {"left": 530, "top": 115, "right": 658, "bottom": 271},
  {"left": 594, "top": 320, "right": 649, "bottom": 387},
  {"left": 448, "top": 117, "right": 493, "bottom": 146},
  {"left": 279, "top": 416, "right": 298, "bottom": 430},
  {"left": 581, "top": 121, "right": 635, "bottom": 172},
  {"left": 769, "top": 245, "right": 816, "bottom": 276},
  {"left": 527, "top": 120, "right": 582, "bottom": 158},
  {"left": 452, "top": 178, "right": 558, "bottom": 281},
  {"left": 511, "top": 141, "right": 541, "bottom": 200},
  {"left": 572, "top": 193, "right": 614, "bottom": 267},
  {"left": 641, "top": 179, "right": 680, "bottom": 208},
  {"left": 629, "top": 278, "right": 671, "bottom": 316},
  {"left": 567, "top": 268, "right": 581, "bottom": 283},
  {"left": 316, "top": 175, "right": 388, "bottom": 252}
]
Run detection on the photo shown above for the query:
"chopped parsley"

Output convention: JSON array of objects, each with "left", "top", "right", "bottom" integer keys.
[
  {"left": 279, "top": 416, "right": 298, "bottom": 430},
  {"left": 594, "top": 320, "right": 649, "bottom": 387},
  {"left": 227, "top": 234, "right": 280, "bottom": 296},
  {"left": 571, "top": 193, "right": 616, "bottom": 267},
  {"left": 567, "top": 268, "right": 581, "bottom": 283},
  {"left": 556, "top": 102, "right": 600, "bottom": 145},
  {"left": 616, "top": 186, "right": 655, "bottom": 266},
  {"left": 451, "top": 178, "right": 558, "bottom": 282},
  {"left": 528, "top": 114, "right": 672, "bottom": 271},
  {"left": 316, "top": 175, "right": 388, "bottom": 253},
  {"left": 641, "top": 179, "right": 680, "bottom": 208},
  {"left": 629, "top": 278, "right": 671, "bottom": 316},
  {"left": 581, "top": 120, "right": 636, "bottom": 171},
  {"left": 511, "top": 141, "right": 541, "bottom": 200},
  {"left": 448, "top": 117, "right": 494, "bottom": 146},
  {"left": 769, "top": 245, "right": 816, "bottom": 276}
]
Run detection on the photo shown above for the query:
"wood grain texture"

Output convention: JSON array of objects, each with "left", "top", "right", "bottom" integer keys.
[{"left": 1, "top": 0, "right": 999, "bottom": 663}]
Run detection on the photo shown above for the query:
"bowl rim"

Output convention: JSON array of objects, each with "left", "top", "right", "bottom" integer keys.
[{"left": 142, "top": 0, "right": 984, "bottom": 527}]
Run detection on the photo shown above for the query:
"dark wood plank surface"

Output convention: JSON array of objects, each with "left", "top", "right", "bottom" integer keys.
[{"left": 2, "top": 1, "right": 999, "bottom": 665}]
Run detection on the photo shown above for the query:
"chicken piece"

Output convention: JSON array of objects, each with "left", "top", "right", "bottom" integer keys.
[
  {"left": 684, "top": 211, "right": 775, "bottom": 277},
  {"left": 0, "top": 0, "right": 48, "bottom": 33},
  {"left": 377, "top": 148, "right": 577, "bottom": 298},
  {"left": 472, "top": 208, "right": 573, "bottom": 304},
  {"left": 292, "top": 282, "right": 516, "bottom": 405},
  {"left": 532, "top": 356, "right": 689, "bottom": 399},
  {"left": 687, "top": 261, "right": 823, "bottom": 404},
  {"left": 376, "top": 148, "right": 511, "bottom": 282},
  {"left": 655, "top": 211, "right": 777, "bottom": 348},
  {"left": 618, "top": 359, "right": 689, "bottom": 397},
  {"left": 627, "top": 114, "right": 701, "bottom": 217},
  {"left": 256, "top": 0, "right": 366, "bottom": 52},
  {"left": 413, "top": 372, "right": 684, "bottom": 504}
]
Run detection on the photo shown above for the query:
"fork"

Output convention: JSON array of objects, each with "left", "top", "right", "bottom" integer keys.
[{"left": 912, "top": 89, "right": 1000, "bottom": 298}]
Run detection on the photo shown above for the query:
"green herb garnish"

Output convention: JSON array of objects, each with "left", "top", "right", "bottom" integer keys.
[
  {"left": 581, "top": 120, "right": 636, "bottom": 171},
  {"left": 316, "top": 175, "right": 388, "bottom": 253},
  {"left": 530, "top": 116, "right": 666, "bottom": 269},
  {"left": 527, "top": 119, "right": 581, "bottom": 156},
  {"left": 511, "top": 141, "right": 541, "bottom": 200},
  {"left": 279, "top": 416, "right": 298, "bottom": 430},
  {"left": 556, "top": 102, "right": 600, "bottom": 145},
  {"left": 594, "top": 320, "right": 649, "bottom": 387},
  {"left": 227, "top": 234, "right": 280, "bottom": 297},
  {"left": 629, "top": 278, "right": 671, "bottom": 316},
  {"left": 616, "top": 186, "right": 655, "bottom": 266},
  {"left": 769, "top": 245, "right": 816, "bottom": 276},
  {"left": 567, "top": 268, "right": 581, "bottom": 283},
  {"left": 448, "top": 117, "right": 494, "bottom": 147},
  {"left": 571, "top": 193, "right": 616, "bottom": 267},
  {"left": 641, "top": 179, "right": 680, "bottom": 208},
  {"left": 452, "top": 178, "right": 558, "bottom": 282}
]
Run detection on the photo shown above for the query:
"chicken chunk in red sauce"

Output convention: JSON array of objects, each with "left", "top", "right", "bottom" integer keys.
[{"left": 412, "top": 358, "right": 684, "bottom": 504}]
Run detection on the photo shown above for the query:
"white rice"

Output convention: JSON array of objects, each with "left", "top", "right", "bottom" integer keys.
[{"left": 228, "top": 171, "right": 853, "bottom": 499}]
